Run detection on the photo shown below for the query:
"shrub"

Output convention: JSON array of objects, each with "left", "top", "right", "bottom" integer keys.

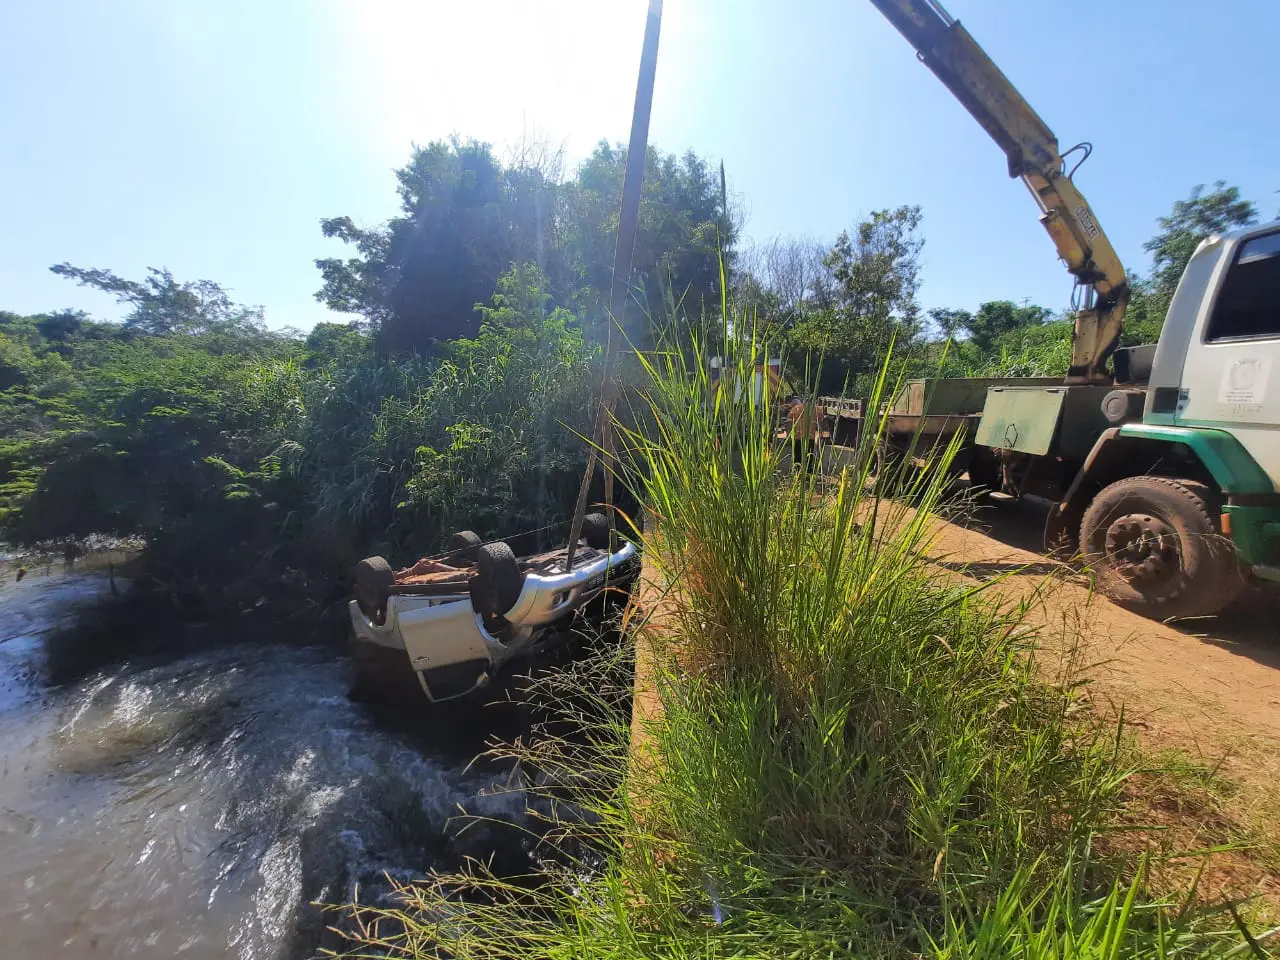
[{"left": 293, "top": 263, "right": 596, "bottom": 562}]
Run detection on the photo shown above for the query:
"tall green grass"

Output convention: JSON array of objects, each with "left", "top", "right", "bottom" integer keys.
[{"left": 331, "top": 325, "right": 1244, "bottom": 959}]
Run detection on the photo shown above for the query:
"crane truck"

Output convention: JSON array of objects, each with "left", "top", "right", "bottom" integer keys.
[{"left": 824, "top": 0, "right": 1280, "bottom": 620}]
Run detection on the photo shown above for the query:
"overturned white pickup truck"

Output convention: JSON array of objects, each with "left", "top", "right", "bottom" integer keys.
[{"left": 349, "top": 513, "right": 641, "bottom": 703}]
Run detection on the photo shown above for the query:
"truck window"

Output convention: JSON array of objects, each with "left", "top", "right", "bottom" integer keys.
[{"left": 1206, "top": 231, "right": 1280, "bottom": 341}]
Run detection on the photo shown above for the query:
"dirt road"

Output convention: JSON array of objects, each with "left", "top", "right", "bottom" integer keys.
[
  {"left": 934, "top": 495, "right": 1280, "bottom": 906},
  {"left": 932, "top": 496, "right": 1280, "bottom": 753}
]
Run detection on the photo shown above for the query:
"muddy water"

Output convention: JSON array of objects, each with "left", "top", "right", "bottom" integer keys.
[{"left": 0, "top": 572, "right": 526, "bottom": 959}]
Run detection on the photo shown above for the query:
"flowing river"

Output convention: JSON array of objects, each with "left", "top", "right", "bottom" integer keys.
[{"left": 0, "top": 569, "right": 531, "bottom": 959}]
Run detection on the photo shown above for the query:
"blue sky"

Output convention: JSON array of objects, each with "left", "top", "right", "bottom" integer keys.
[{"left": 3, "top": 0, "right": 1276, "bottom": 331}]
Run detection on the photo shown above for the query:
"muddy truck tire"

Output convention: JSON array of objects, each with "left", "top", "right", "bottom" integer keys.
[{"left": 1080, "top": 476, "right": 1245, "bottom": 620}]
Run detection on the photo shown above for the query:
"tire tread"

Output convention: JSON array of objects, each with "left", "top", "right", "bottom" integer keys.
[{"left": 1079, "top": 475, "right": 1244, "bottom": 620}]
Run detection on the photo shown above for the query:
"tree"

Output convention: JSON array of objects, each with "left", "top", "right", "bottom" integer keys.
[
  {"left": 35, "top": 309, "right": 87, "bottom": 343},
  {"left": 557, "top": 142, "right": 736, "bottom": 344},
  {"left": 1144, "top": 182, "right": 1258, "bottom": 304},
  {"left": 303, "top": 321, "right": 368, "bottom": 367},
  {"left": 315, "top": 138, "right": 556, "bottom": 354},
  {"left": 469, "top": 262, "right": 583, "bottom": 366},
  {"left": 316, "top": 138, "right": 735, "bottom": 356},
  {"left": 735, "top": 236, "right": 828, "bottom": 335},
  {"left": 1112, "top": 182, "right": 1260, "bottom": 346},
  {"left": 787, "top": 206, "right": 924, "bottom": 393},
  {"left": 965, "top": 300, "right": 1051, "bottom": 352},
  {"left": 927, "top": 307, "right": 972, "bottom": 340},
  {"left": 49, "top": 264, "right": 266, "bottom": 338}
]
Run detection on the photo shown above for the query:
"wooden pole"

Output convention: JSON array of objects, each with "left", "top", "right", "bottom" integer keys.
[{"left": 566, "top": 0, "right": 662, "bottom": 567}]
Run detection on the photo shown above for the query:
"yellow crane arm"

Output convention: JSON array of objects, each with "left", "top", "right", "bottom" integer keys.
[{"left": 869, "top": 0, "right": 1128, "bottom": 383}]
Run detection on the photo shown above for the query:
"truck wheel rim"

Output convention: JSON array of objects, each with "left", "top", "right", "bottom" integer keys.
[{"left": 1104, "top": 513, "right": 1178, "bottom": 583}]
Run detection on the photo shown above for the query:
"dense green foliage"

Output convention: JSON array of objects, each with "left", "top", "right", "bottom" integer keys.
[
  {"left": 316, "top": 138, "right": 734, "bottom": 354},
  {"left": 0, "top": 263, "right": 595, "bottom": 599},
  {"left": 786, "top": 205, "right": 925, "bottom": 393},
  {"left": 743, "top": 182, "right": 1264, "bottom": 385},
  {"left": 1, "top": 150, "right": 1264, "bottom": 606},
  {"left": 1, "top": 136, "right": 735, "bottom": 597},
  {"left": 300, "top": 263, "right": 595, "bottom": 558},
  {"left": 0, "top": 296, "right": 292, "bottom": 542}
]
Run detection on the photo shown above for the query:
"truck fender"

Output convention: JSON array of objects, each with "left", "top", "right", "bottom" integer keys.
[
  {"left": 1048, "top": 424, "right": 1279, "bottom": 562},
  {"left": 1112, "top": 424, "right": 1275, "bottom": 495},
  {"left": 1044, "top": 428, "right": 1121, "bottom": 555}
]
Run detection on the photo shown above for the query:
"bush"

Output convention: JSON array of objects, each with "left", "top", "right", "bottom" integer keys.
[
  {"left": 1, "top": 263, "right": 602, "bottom": 600},
  {"left": 978, "top": 319, "right": 1074, "bottom": 378},
  {"left": 292, "top": 263, "right": 597, "bottom": 563},
  {"left": 1, "top": 329, "right": 299, "bottom": 547}
]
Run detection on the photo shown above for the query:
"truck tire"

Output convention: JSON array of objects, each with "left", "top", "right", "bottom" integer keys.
[
  {"left": 446, "top": 530, "right": 482, "bottom": 566},
  {"left": 355, "top": 556, "right": 395, "bottom": 625},
  {"left": 1079, "top": 477, "right": 1245, "bottom": 620},
  {"left": 581, "top": 512, "right": 612, "bottom": 550},
  {"left": 469, "top": 541, "right": 525, "bottom": 620}
]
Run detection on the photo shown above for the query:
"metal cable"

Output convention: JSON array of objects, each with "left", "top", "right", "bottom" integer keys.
[{"left": 406, "top": 520, "right": 578, "bottom": 566}]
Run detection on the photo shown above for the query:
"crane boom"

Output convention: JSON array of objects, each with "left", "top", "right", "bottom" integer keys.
[{"left": 869, "top": 0, "right": 1129, "bottom": 384}]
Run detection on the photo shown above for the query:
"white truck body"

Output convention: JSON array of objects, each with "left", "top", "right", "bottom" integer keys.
[{"left": 1153, "top": 224, "right": 1280, "bottom": 488}]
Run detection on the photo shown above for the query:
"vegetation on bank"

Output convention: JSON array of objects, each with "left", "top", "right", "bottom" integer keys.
[
  {"left": 330, "top": 332, "right": 1252, "bottom": 959},
  {"left": 0, "top": 126, "right": 1263, "bottom": 613},
  {"left": 1, "top": 138, "right": 735, "bottom": 606},
  {"left": 0, "top": 265, "right": 593, "bottom": 608}
]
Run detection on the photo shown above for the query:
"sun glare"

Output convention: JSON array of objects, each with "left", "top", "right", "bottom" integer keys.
[{"left": 335, "top": 0, "right": 652, "bottom": 168}]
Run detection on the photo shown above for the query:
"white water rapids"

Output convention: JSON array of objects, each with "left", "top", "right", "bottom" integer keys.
[{"left": 0, "top": 571, "right": 531, "bottom": 959}]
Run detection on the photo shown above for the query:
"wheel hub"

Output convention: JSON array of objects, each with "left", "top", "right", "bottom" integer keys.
[{"left": 1104, "top": 513, "right": 1178, "bottom": 583}]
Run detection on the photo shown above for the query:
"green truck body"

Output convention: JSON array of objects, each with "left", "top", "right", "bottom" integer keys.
[
  {"left": 817, "top": 222, "right": 1280, "bottom": 617},
  {"left": 821, "top": 372, "right": 1280, "bottom": 613}
]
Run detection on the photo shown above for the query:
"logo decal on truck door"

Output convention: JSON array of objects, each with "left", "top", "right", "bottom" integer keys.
[{"left": 1217, "top": 356, "right": 1270, "bottom": 407}]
